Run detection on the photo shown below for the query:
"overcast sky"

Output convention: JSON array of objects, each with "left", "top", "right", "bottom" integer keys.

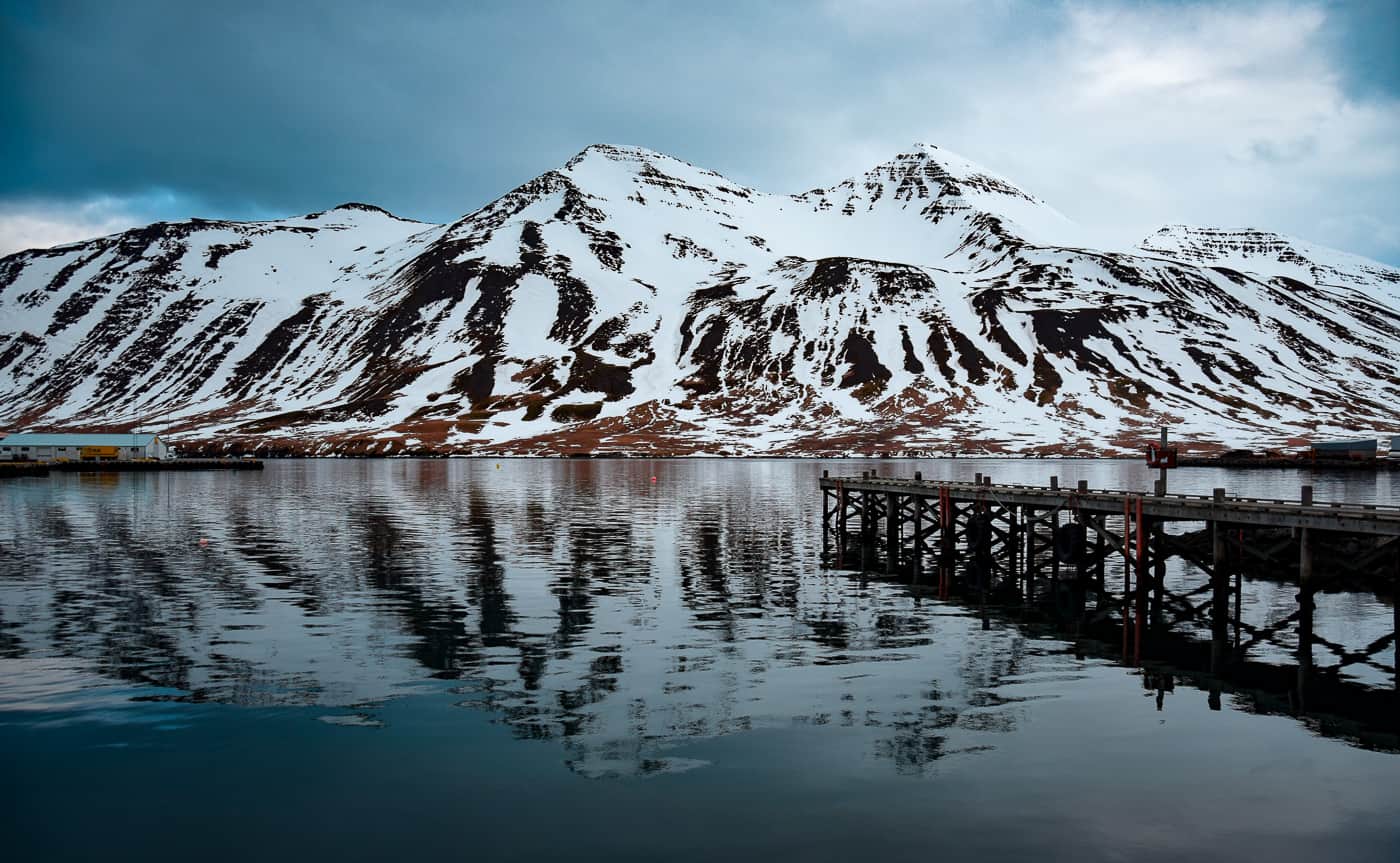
[{"left": 2, "top": 0, "right": 1398, "bottom": 263}]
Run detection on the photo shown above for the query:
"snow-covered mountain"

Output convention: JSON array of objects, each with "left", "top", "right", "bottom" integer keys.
[{"left": 2, "top": 143, "right": 1398, "bottom": 455}]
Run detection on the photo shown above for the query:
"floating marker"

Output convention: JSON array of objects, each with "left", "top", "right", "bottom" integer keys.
[
  {"left": 651, "top": 476, "right": 657, "bottom": 483},
  {"left": 198, "top": 538, "right": 209, "bottom": 547}
]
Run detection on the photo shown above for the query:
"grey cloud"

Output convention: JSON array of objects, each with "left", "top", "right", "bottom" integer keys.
[{"left": 2, "top": 0, "right": 1397, "bottom": 263}]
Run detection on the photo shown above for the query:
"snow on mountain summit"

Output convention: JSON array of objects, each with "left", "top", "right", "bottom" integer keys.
[
  {"left": 1, "top": 144, "right": 1396, "bottom": 455},
  {"left": 1139, "top": 224, "right": 1400, "bottom": 294}
]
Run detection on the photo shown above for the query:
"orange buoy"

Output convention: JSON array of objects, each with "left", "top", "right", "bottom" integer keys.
[{"left": 198, "top": 537, "right": 209, "bottom": 547}]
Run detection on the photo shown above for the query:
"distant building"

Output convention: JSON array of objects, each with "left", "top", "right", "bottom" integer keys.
[
  {"left": 1309, "top": 439, "right": 1377, "bottom": 460},
  {"left": 0, "top": 433, "right": 169, "bottom": 462}
]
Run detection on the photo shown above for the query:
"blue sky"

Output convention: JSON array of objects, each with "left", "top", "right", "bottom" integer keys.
[{"left": 2, "top": 0, "right": 1398, "bottom": 263}]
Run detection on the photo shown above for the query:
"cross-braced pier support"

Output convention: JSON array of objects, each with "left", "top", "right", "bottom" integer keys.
[{"left": 820, "top": 471, "right": 1400, "bottom": 682}]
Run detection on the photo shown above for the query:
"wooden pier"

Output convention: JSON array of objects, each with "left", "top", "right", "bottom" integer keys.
[{"left": 819, "top": 470, "right": 1400, "bottom": 721}]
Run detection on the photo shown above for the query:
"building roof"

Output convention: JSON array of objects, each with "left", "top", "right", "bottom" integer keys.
[
  {"left": 0, "top": 433, "right": 160, "bottom": 447},
  {"left": 1311, "top": 439, "right": 1376, "bottom": 449}
]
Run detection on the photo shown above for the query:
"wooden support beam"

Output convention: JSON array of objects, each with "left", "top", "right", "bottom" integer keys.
[
  {"left": 1234, "top": 552, "right": 1243, "bottom": 652},
  {"left": 911, "top": 492, "right": 923, "bottom": 581},
  {"left": 859, "top": 489, "right": 872, "bottom": 571},
  {"left": 1152, "top": 519, "right": 1167, "bottom": 629},
  {"left": 1095, "top": 519, "right": 1106, "bottom": 597},
  {"left": 1024, "top": 506, "right": 1036, "bottom": 605},
  {"left": 822, "top": 487, "right": 832, "bottom": 556},
  {"left": 1298, "top": 524, "right": 1315, "bottom": 708},
  {"left": 836, "top": 482, "right": 848, "bottom": 567},
  {"left": 885, "top": 490, "right": 899, "bottom": 575},
  {"left": 1135, "top": 498, "right": 1146, "bottom": 665},
  {"left": 1009, "top": 505, "right": 1020, "bottom": 592},
  {"left": 1212, "top": 520, "right": 1229, "bottom": 673}
]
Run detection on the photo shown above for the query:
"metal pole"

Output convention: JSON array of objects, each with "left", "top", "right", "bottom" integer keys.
[{"left": 1153, "top": 425, "right": 1168, "bottom": 496}]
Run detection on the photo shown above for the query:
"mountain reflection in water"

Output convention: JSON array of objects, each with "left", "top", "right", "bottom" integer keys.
[{"left": 0, "top": 459, "right": 1396, "bottom": 781}]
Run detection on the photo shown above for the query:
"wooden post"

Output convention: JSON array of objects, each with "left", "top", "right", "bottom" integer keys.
[
  {"left": 1075, "top": 516, "right": 1087, "bottom": 626},
  {"left": 911, "top": 494, "right": 923, "bottom": 581},
  {"left": 885, "top": 491, "right": 899, "bottom": 575},
  {"left": 836, "top": 481, "right": 848, "bottom": 567},
  {"left": 1297, "top": 526, "right": 1314, "bottom": 707},
  {"left": 822, "top": 486, "right": 832, "bottom": 556},
  {"left": 1122, "top": 498, "right": 1133, "bottom": 659},
  {"left": 1152, "top": 518, "right": 1166, "bottom": 629},
  {"left": 1094, "top": 518, "right": 1106, "bottom": 598},
  {"left": 1049, "top": 474, "right": 1060, "bottom": 593},
  {"left": 859, "top": 490, "right": 871, "bottom": 571},
  {"left": 1009, "top": 504, "right": 1020, "bottom": 590},
  {"left": 1299, "top": 527, "right": 1313, "bottom": 593},
  {"left": 1211, "top": 520, "right": 1229, "bottom": 673},
  {"left": 1135, "top": 496, "right": 1146, "bottom": 665},
  {"left": 1024, "top": 506, "right": 1036, "bottom": 606},
  {"left": 939, "top": 486, "right": 953, "bottom": 599}
]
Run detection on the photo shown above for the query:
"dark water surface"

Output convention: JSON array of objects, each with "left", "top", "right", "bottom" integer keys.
[{"left": 2, "top": 459, "right": 1398, "bottom": 862}]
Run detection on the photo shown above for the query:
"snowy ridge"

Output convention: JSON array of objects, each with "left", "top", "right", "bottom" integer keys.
[{"left": 1, "top": 144, "right": 1398, "bottom": 455}]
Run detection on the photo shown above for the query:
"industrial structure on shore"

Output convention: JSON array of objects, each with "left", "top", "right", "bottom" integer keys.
[{"left": 0, "top": 432, "right": 169, "bottom": 462}]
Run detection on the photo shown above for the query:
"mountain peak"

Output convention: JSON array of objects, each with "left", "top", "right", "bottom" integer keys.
[
  {"left": 558, "top": 143, "right": 759, "bottom": 203},
  {"left": 563, "top": 143, "right": 711, "bottom": 175},
  {"left": 304, "top": 202, "right": 415, "bottom": 221},
  {"left": 1138, "top": 224, "right": 1400, "bottom": 287},
  {"left": 859, "top": 144, "right": 1037, "bottom": 200}
]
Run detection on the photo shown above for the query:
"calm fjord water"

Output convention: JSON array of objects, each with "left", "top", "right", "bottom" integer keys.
[{"left": 2, "top": 459, "right": 1398, "bottom": 862}]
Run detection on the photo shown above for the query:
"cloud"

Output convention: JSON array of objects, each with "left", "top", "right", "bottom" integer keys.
[
  {"left": 2, "top": 0, "right": 1397, "bottom": 264},
  {"left": 785, "top": 0, "right": 1400, "bottom": 260},
  {"left": 0, "top": 198, "right": 144, "bottom": 257}
]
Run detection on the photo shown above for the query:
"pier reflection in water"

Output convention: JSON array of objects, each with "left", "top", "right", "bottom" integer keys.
[{"left": 1, "top": 459, "right": 1398, "bottom": 861}]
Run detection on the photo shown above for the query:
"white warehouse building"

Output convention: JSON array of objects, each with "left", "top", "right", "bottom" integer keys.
[{"left": 0, "top": 433, "right": 170, "bottom": 462}]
